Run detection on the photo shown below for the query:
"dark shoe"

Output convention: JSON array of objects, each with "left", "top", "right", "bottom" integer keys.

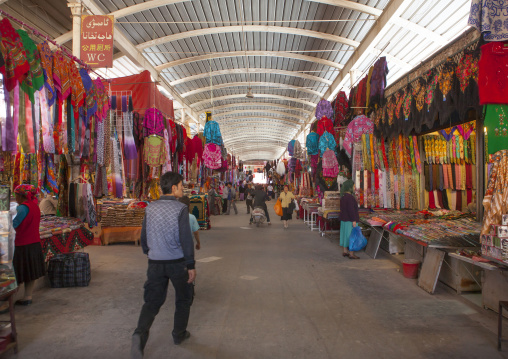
[
  {"left": 15, "top": 299, "right": 32, "bottom": 306},
  {"left": 131, "top": 334, "right": 143, "bottom": 359},
  {"left": 348, "top": 254, "right": 360, "bottom": 259},
  {"left": 342, "top": 253, "right": 349, "bottom": 257},
  {"left": 173, "top": 331, "right": 191, "bottom": 345},
  {"left": 0, "top": 307, "right": 9, "bottom": 315}
]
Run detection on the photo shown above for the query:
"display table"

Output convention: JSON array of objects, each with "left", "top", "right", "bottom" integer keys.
[
  {"left": 317, "top": 209, "right": 340, "bottom": 238},
  {"left": 361, "top": 210, "right": 481, "bottom": 294},
  {"left": 101, "top": 226, "right": 142, "bottom": 245},
  {"left": 41, "top": 228, "right": 93, "bottom": 261}
]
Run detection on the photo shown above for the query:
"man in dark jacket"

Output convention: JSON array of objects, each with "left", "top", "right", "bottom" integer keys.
[
  {"left": 131, "top": 172, "right": 196, "bottom": 358},
  {"left": 245, "top": 183, "right": 255, "bottom": 214},
  {"left": 251, "top": 184, "right": 271, "bottom": 224}
]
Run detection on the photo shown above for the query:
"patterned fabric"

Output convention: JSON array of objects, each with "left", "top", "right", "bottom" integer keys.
[
  {"left": 14, "top": 184, "right": 37, "bottom": 203},
  {"left": 143, "top": 108, "right": 165, "bottom": 137},
  {"left": 288, "top": 140, "right": 295, "bottom": 156},
  {"left": 343, "top": 115, "right": 374, "bottom": 156},
  {"left": 322, "top": 149, "right": 339, "bottom": 177},
  {"left": 317, "top": 116, "right": 334, "bottom": 136},
  {"left": 306, "top": 132, "right": 319, "bottom": 155},
  {"left": 53, "top": 51, "right": 71, "bottom": 101},
  {"left": 69, "top": 64, "right": 85, "bottom": 114},
  {"left": 37, "top": 42, "right": 55, "bottom": 106},
  {"left": 315, "top": 99, "right": 333, "bottom": 120},
  {"left": 144, "top": 135, "right": 165, "bottom": 167},
  {"left": 468, "top": 0, "right": 508, "bottom": 41},
  {"left": 42, "top": 227, "right": 93, "bottom": 262},
  {"left": 0, "top": 18, "right": 29, "bottom": 92},
  {"left": 318, "top": 131, "right": 337, "bottom": 157},
  {"left": 17, "top": 29, "right": 44, "bottom": 102},
  {"left": 203, "top": 120, "right": 223, "bottom": 145},
  {"left": 203, "top": 143, "right": 222, "bottom": 169},
  {"left": 482, "top": 150, "right": 508, "bottom": 235},
  {"left": 334, "top": 91, "right": 349, "bottom": 125},
  {"left": 190, "top": 194, "right": 211, "bottom": 230}
]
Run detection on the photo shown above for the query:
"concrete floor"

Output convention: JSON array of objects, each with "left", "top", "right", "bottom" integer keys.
[{"left": 3, "top": 201, "right": 508, "bottom": 359}]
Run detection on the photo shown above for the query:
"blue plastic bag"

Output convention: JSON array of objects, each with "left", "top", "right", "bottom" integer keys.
[{"left": 348, "top": 226, "right": 367, "bottom": 252}]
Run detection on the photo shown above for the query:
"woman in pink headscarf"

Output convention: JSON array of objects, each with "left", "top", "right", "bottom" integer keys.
[{"left": 12, "top": 185, "right": 45, "bottom": 306}]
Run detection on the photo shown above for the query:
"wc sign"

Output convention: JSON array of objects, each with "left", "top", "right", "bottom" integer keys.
[{"left": 80, "top": 15, "right": 114, "bottom": 68}]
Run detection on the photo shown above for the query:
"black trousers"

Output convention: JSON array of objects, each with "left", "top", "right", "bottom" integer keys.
[
  {"left": 222, "top": 199, "right": 228, "bottom": 213},
  {"left": 246, "top": 199, "right": 253, "bottom": 213},
  {"left": 133, "top": 259, "right": 192, "bottom": 349}
]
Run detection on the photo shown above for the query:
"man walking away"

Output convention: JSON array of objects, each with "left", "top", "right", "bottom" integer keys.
[
  {"left": 225, "top": 182, "right": 238, "bottom": 215},
  {"left": 131, "top": 172, "right": 196, "bottom": 359},
  {"left": 252, "top": 184, "right": 271, "bottom": 225}
]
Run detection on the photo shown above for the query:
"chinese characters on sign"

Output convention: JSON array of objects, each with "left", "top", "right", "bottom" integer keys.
[{"left": 80, "top": 15, "right": 114, "bottom": 68}]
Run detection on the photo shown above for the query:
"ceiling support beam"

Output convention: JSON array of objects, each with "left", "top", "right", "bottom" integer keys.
[
  {"left": 392, "top": 17, "right": 448, "bottom": 46},
  {"left": 213, "top": 109, "right": 306, "bottom": 122},
  {"left": 154, "top": 51, "right": 343, "bottom": 71},
  {"left": 324, "top": 0, "right": 413, "bottom": 101},
  {"left": 218, "top": 116, "right": 301, "bottom": 126},
  {"left": 201, "top": 102, "right": 313, "bottom": 115},
  {"left": 181, "top": 81, "right": 323, "bottom": 98},
  {"left": 307, "top": 0, "right": 382, "bottom": 17},
  {"left": 137, "top": 25, "right": 360, "bottom": 50},
  {"left": 77, "top": 0, "right": 200, "bottom": 123},
  {"left": 190, "top": 94, "right": 317, "bottom": 109},
  {"left": 170, "top": 68, "right": 332, "bottom": 86}
]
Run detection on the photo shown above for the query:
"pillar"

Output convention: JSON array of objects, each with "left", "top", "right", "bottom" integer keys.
[{"left": 68, "top": 1, "right": 82, "bottom": 58}]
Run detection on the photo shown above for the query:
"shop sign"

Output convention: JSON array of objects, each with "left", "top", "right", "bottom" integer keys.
[{"left": 80, "top": 15, "right": 114, "bottom": 68}]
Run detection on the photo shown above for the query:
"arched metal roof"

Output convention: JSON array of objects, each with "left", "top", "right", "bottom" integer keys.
[{"left": 3, "top": 0, "right": 473, "bottom": 160}]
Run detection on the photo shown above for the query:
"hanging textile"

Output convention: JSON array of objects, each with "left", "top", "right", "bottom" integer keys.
[
  {"left": 315, "top": 99, "right": 333, "bottom": 120},
  {"left": 306, "top": 132, "right": 319, "bottom": 156},
  {"left": 122, "top": 96, "right": 137, "bottom": 160},
  {"left": 203, "top": 120, "right": 223, "bottom": 145}
]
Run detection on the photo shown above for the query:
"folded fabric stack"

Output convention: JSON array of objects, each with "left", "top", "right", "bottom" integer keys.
[
  {"left": 101, "top": 205, "right": 146, "bottom": 227},
  {"left": 39, "top": 217, "right": 84, "bottom": 239}
]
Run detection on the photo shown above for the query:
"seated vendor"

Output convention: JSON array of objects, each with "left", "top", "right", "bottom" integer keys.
[{"left": 39, "top": 194, "right": 57, "bottom": 216}]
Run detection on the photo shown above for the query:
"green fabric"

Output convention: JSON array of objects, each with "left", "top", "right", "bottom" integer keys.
[
  {"left": 17, "top": 29, "right": 44, "bottom": 102},
  {"left": 485, "top": 105, "right": 508, "bottom": 155},
  {"left": 340, "top": 221, "right": 354, "bottom": 248},
  {"left": 341, "top": 179, "right": 354, "bottom": 195},
  {"left": 18, "top": 87, "right": 30, "bottom": 153}
]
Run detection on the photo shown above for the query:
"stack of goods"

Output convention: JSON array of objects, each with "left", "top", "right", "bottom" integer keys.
[
  {"left": 189, "top": 194, "right": 210, "bottom": 230},
  {"left": 481, "top": 215, "right": 508, "bottom": 262},
  {"left": 97, "top": 199, "right": 125, "bottom": 222},
  {"left": 349, "top": 130, "right": 420, "bottom": 210},
  {"left": 39, "top": 216, "right": 85, "bottom": 239},
  {"left": 422, "top": 122, "right": 476, "bottom": 212},
  {"left": 100, "top": 204, "right": 146, "bottom": 227},
  {"left": 322, "top": 191, "right": 340, "bottom": 210},
  {"left": 363, "top": 210, "right": 480, "bottom": 247},
  {"left": 39, "top": 216, "right": 93, "bottom": 261}
]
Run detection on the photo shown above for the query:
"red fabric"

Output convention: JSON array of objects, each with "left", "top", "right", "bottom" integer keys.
[
  {"left": 436, "top": 190, "right": 444, "bottom": 209},
  {"left": 15, "top": 200, "right": 41, "bottom": 246},
  {"left": 479, "top": 42, "right": 508, "bottom": 105},
  {"left": 106, "top": 70, "right": 174, "bottom": 119},
  {"left": 456, "top": 190, "right": 462, "bottom": 211},
  {"left": 316, "top": 116, "right": 334, "bottom": 136},
  {"left": 428, "top": 191, "right": 436, "bottom": 209},
  {"left": 192, "top": 136, "right": 203, "bottom": 165}
]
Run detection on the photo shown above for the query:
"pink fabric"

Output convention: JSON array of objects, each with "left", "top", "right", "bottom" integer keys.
[
  {"left": 203, "top": 143, "right": 222, "bottom": 169},
  {"left": 322, "top": 149, "right": 339, "bottom": 177},
  {"left": 343, "top": 115, "right": 374, "bottom": 156}
]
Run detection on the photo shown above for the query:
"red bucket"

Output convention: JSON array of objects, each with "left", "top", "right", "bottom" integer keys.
[{"left": 402, "top": 259, "right": 420, "bottom": 279}]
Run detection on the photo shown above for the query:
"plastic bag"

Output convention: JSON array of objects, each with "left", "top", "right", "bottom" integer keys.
[
  {"left": 294, "top": 200, "right": 299, "bottom": 211},
  {"left": 348, "top": 226, "right": 367, "bottom": 252},
  {"left": 274, "top": 198, "right": 283, "bottom": 216}
]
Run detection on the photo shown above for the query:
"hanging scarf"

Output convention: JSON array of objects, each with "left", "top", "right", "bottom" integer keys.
[
  {"left": 412, "top": 136, "right": 421, "bottom": 173},
  {"left": 45, "top": 154, "right": 58, "bottom": 193},
  {"left": 122, "top": 96, "right": 137, "bottom": 160},
  {"left": 369, "top": 134, "right": 375, "bottom": 172}
]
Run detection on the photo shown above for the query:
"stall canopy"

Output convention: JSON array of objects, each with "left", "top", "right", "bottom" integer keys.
[{"left": 106, "top": 70, "right": 174, "bottom": 119}]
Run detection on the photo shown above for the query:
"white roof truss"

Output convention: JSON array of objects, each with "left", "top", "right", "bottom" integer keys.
[
  {"left": 137, "top": 25, "right": 360, "bottom": 50},
  {"left": 181, "top": 82, "right": 323, "bottom": 98},
  {"left": 191, "top": 94, "right": 317, "bottom": 109},
  {"left": 154, "top": 51, "right": 344, "bottom": 71},
  {"left": 169, "top": 68, "right": 332, "bottom": 86}
]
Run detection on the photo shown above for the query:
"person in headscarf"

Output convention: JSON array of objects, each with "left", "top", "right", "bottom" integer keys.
[
  {"left": 337, "top": 180, "right": 360, "bottom": 259},
  {"left": 12, "top": 184, "right": 46, "bottom": 305}
]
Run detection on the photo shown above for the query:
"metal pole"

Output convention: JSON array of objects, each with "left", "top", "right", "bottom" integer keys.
[{"left": 476, "top": 113, "right": 485, "bottom": 222}]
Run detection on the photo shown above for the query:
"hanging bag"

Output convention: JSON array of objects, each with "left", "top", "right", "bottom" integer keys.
[
  {"left": 348, "top": 226, "right": 368, "bottom": 252},
  {"left": 274, "top": 198, "right": 283, "bottom": 216}
]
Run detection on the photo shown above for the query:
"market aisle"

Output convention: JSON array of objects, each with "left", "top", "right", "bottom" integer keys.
[{"left": 4, "top": 201, "right": 507, "bottom": 359}]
